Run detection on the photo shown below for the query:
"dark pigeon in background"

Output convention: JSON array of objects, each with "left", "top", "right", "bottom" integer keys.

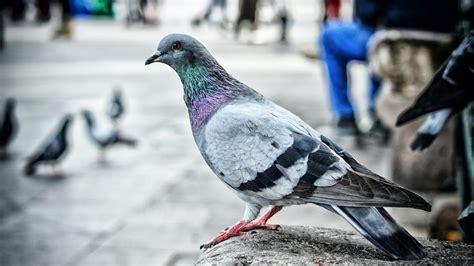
[
  {"left": 107, "top": 88, "right": 124, "bottom": 125},
  {"left": 146, "top": 34, "right": 431, "bottom": 260},
  {"left": 82, "top": 110, "right": 136, "bottom": 159},
  {"left": 397, "top": 31, "right": 474, "bottom": 151},
  {"left": 0, "top": 98, "right": 18, "bottom": 156},
  {"left": 24, "top": 114, "right": 73, "bottom": 176}
]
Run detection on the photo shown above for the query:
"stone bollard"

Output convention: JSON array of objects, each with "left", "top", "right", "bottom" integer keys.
[
  {"left": 368, "top": 30, "right": 454, "bottom": 192},
  {"left": 196, "top": 226, "right": 473, "bottom": 264}
]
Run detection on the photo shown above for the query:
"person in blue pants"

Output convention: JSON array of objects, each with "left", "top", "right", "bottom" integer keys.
[
  {"left": 320, "top": 0, "right": 460, "bottom": 136},
  {"left": 321, "top": 21, "right": 380, "bottom": 135}
]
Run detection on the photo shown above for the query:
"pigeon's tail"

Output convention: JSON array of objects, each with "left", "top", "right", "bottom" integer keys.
[
  {"left": 331, "top": 205, "right": 427, "bottom": 260},
  {"left": 410, "top": 133, "right": 437, "bottom": 151},
  {"left": 410, "top": 108, "right": 451, "bottom": 151},
  {"left": 115, "top": 135, "right": 137, "bottom": 147},
  {"left": 24, "top": 161, "right": 37, "bottom": 176}
]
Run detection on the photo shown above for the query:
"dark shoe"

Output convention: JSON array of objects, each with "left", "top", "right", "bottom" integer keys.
[
  {"left": 366, "top": 113, "right": 391, "bottom": 144},
  {"left": 336, "top": 116, "right": 360, "bottom": 136}
]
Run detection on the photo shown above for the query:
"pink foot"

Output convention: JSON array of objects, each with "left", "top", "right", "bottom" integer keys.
[
  {"left": 200, "top": 206, "right": 282, "bottom": 249},
  {"left": 200, "top": 220, "right": 249, "bottom": 249}
]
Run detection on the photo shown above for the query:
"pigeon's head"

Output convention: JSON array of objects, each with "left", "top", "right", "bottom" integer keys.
[{"left": 145, "top": 34, "right": 211, "bottom": 71}]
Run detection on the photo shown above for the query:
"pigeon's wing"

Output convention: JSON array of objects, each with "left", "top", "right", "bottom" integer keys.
[
  {"left": 202, "top": 101, "right": 431, "bottom": 210},
  {"left": 291, "top": 135, "right": 431, "bottom": 211},
  {"left": 396, "top": 32, "right": 474, "bottom": 126}
]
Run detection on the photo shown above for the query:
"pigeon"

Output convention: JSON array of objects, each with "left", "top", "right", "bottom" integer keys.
[
  {"left": 81, "top": 110, "right": 136, "bottom": 158},
  {"left": 107, "top": 88, "right": 124, "bottom": 125},
  {"left": 25, "top": 114, "right": 73, "bottom": 176},
  {"left": 146, "top": 34, "right": 431, "bottom": 260},
  {"left": 397, "top": 32, "right": 474, "bottom": 151},
  {"left": 0, "top": 98, "right": 18, "bottom": 155}
]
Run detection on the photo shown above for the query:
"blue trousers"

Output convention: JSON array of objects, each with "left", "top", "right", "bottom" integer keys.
[{"left": 320, "top": 21, "right": 381, "bottom": 119}]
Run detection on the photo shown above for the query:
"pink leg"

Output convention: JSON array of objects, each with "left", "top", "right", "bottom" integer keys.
[
  {"left": 241, "top": 206, "right": 282, "bottom": 231},
  {"left": 200, "top": 206, "right": 282, "bottom": 249}
]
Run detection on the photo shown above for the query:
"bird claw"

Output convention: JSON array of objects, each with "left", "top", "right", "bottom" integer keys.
[
  {"left": 200, "top": 223, "right": 280, "bottom": 250},
  {"left": 200, "top": 241, "right": 215, "bottom": 250},
  {"left": 199, "top": 214, "right": 281, "bottom": 250}
]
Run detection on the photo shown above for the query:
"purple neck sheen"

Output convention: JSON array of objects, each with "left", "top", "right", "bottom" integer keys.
[{"left": 189, "top": 91, "right": 232, "bottom": 131}]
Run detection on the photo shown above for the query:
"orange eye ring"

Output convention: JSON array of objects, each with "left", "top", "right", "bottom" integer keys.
[{"left": 172, "top": 42, "right": 182, "bottom": 50}]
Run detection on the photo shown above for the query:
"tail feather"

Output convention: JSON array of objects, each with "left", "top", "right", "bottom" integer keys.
[
  {"left": 410, "top": 108, "right": 451, "bottom": 151},
  {"left": 24, "top": 161, "right": 37, "bottom": 176},
  {"left": 331, "top": 205, "right": 427, "bottom": 260},
  {"left": 410, "top": 133, "right": 437, "bottom": 151}
]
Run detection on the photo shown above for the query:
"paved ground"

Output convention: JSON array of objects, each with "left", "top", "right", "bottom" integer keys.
[{"left": 0, "top": 1, "right": 430, "bottom": 265}]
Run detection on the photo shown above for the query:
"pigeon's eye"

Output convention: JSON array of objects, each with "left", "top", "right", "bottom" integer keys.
[{"left": 171, "top": 41, "right": 182, "bottom": 50}]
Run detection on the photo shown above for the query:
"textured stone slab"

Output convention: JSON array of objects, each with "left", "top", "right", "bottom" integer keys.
[{"left": 196, "top": 226, "right": 474, "bottom": 264}]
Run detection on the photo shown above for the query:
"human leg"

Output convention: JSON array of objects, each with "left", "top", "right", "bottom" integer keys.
[{"left": 321, "top": 22, "right": 374, "bottom": 118}]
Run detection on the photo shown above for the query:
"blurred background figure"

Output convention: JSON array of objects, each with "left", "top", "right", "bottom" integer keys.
[
  {"left": 82, "top": 110, "right": 137, "bottom": 162},
  {"left": 6, "top": 0, "right": 27, "bottom": 22},
  {"left": 191, "top": 0, "right": 228, "bottom": 28},
  {"left": 0, "top": 98, "right": 18, "bottom": 159},
  {"left": 72, "top": 0, "right": 113, "bottom": 17},
  {"left": 52, "top": 0, "right": 73, "bottom": 39},
  {"left": 0, "top": 6, "right": 3, "bottom": 50},
  {"left": 36, "top": 0, "right": 52, "bottom": 22},
  {"left": 234, "top": 0, "right": 258, "bottom": 39},
  {"left": 234, "top": 0, "right": 291, "bottom": 43},
  {"left": 24, "top": 114, "right": 73, "bottom": 177},
  {"left": 322, "top": 0, "right": 340, "bottom": 22},
  {"left": 396, "top": 33, "right": 474, "bottom": 151},
  {"left": 320, "top": 0, "right": 460, "bottom": 139},
  {"left": 396, "top": 31, "right": 474, "bottom": 243},
  {"left": 274, "top": 0, "right": 289, "bottom": 42},
  {"left": 107, "top": 87, "right": 125, "bottom": 128},
  {"left": 125, "top": 0, "right": 160, "bottom": 25}
]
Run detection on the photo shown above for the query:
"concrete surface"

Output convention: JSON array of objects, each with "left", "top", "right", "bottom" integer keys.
[
  {"left": 197, "top": 226, "right": 474, "bottom": 264},
  {"left": 0, "top": 1, "right": 432, "bottom": 265}
]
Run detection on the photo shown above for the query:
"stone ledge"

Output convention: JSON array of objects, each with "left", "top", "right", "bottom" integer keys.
[{"left": 196, "top": 226, "right": 473, "bottom": 264}]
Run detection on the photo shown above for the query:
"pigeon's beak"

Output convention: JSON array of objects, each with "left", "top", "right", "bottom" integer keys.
[{"left": 145, "top": 50, "right": 162, "bottom": 65}]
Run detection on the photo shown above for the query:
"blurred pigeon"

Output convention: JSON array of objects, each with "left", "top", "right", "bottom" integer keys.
[
  {"left": 397, "top": 32, "right": 474, "bottom": 151},
  {"left": 107, "top": 88, "right": 124, "bottom": 125},
  {"left": 0, "top": 98, "right": 18, "bottom": 155},
  {"left": 82, "top": 110, "right": 136, "bottom": 158},
  {"left": 24, "top": 114, "right": 73, "bottom": 176},
  {"left": 146, "top": 34, "right": 431, "bottom": 260}
]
